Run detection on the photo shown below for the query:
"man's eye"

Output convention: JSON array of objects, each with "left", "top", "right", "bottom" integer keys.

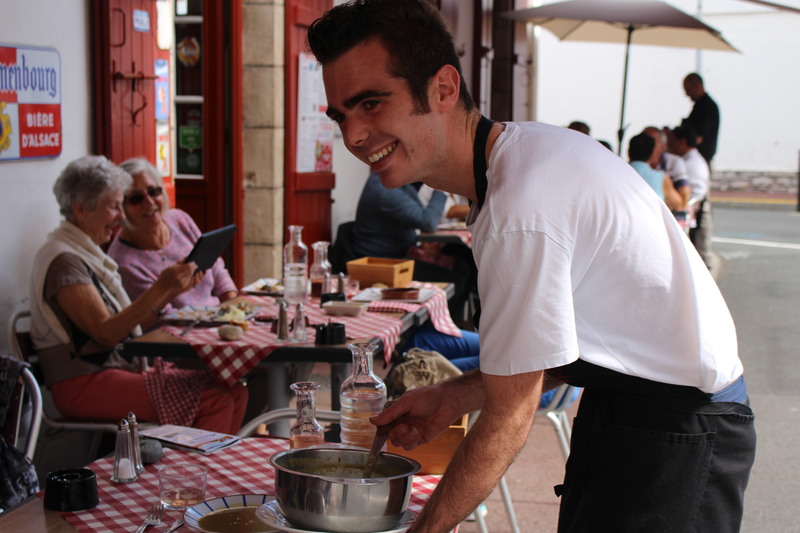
[{"left": 363, "top": 100, "right": 379, "bottom": 111}]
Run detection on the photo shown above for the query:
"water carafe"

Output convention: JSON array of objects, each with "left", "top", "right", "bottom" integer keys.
[
  {"left": 289, "top": 381, "right": 325, "bottom": 449},
  {"left": 283, "top": 225, "right": 308, "bottom": 304},
  {"left": 339, "top": 342, "right": 387, "bottom": 449}
]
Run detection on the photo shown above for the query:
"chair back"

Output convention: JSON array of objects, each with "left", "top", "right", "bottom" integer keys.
[
  {"left": 2, "top": 367, "right": 43, "bottom": 461},
  {"left": 536, "top": 383, "right": 579, "bottom": 460},
  {"left": 7, "top": 310, "right": 117, "bottom": 434}
]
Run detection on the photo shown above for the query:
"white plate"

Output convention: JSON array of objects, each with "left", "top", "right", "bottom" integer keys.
[
  {"left": 255, "top": 499, "right": 415, "bottom": 533},
  {"left": 322, "top": 301, "right": 369, "bottom": 317},
  {"left": 351, "top": 288, "right": 435, "bottom": 304},
  {"left": 163, "top": 303, "right": 259, "bottom": 325},
  {"left": 242, "top": 277, "right": 284, "bottom": 296},
  {"left": 184, "top": 494, "right": 277, "bottom": 532}
]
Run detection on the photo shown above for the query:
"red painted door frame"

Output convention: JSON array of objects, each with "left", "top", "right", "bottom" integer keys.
[
  {"left": 93, "top": 0, "right": 243, "bottom": 285},
  {"left": 285, "top": 0, "right": 334, "bottom": 247}
]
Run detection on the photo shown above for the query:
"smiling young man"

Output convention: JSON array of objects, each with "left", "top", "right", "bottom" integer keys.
[{"left": 308, "top": 2, "right": 755, "bottom": 532}]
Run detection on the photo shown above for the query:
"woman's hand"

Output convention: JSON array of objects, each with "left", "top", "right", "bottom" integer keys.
[{"left": 154, "top": 261, "right": 202, "bottom": 298}]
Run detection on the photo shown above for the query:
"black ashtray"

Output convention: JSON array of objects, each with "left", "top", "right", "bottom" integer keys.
[
  {"left": 43, "top": 468, "right": 99, "bottom": 511},
  {"left": 315, "top": 322, "right": 346, "bottom": 345}
]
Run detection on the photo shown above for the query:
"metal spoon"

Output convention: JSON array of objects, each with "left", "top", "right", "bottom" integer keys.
[
  {"left": 362, "top": 400, "right": 397, "bottom": 479},
  {"left": 362, "top": 423, "right": 393, "bottom": 479}
]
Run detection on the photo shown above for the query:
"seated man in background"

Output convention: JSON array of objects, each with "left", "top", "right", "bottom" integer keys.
[
  {"left": 642, "top": 126, "right": 692, "bottom": 206},
  {"left": 352, "top": 172, "right": 474, "bottom": 324},
  {"left": 628, "top": 132, "right": 684, "bottom": 210}
]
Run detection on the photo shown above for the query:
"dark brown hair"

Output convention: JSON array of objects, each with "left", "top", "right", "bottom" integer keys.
[{"left": 307, "top": 0, "right": 474, "bottom": 113}]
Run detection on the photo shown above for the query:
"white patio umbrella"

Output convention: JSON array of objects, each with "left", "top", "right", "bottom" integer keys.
[{"left": 503, "top": 0, "right": 738, "bottom": 153}]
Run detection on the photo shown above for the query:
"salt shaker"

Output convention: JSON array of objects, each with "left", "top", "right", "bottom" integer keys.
[
  {"left": 111, "top": 418, "right": 137, "bottom": 483},
  {"left": 293, "top": 303, "right": 307, "bottom": 343},
  {"left": 127, "top": 411, "right": 144, "bottom": 474},
  {"left": 277, "top": 300, "right": 290, "bottom": 340}
]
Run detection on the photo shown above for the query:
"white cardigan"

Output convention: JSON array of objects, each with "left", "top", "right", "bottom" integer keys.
[{"left": 30, "top": 220, "right": 141, "bottom": 350}]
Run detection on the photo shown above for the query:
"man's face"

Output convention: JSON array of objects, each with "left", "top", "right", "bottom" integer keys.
[
  {"left": 683, "top": 78, "right": 701, "bottom": 101},
  {"left": 322, "top": 39, "right": 442, "bottom": 189}
]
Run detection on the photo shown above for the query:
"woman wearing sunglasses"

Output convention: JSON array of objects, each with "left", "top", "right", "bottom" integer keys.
[
  {"left": 107, "top": 157, "right": 238, "bottom": 314},
  {"left": 30, "top": 155, "right": 248, "bottom": 434}
]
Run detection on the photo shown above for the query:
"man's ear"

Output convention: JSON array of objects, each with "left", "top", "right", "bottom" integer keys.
[{"left": 431, "top": 64, "right": 461, "bottom": 111}]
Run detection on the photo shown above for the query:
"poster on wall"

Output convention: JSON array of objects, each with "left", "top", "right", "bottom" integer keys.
[
  {"left": 296, "top": 52, "right": 333, "bottom": 173},
  {"left": 154, "top": 59, "right": 170, "bottom": 121},
  {"left": 0, "top": 44, "right": 62, "bottom": 161}
]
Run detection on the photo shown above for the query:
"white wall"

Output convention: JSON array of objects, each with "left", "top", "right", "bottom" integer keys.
[
  {"left": 533, "top": 0, "right": 800, "bottom": 172},
  {"left": 0, "top": 0, "right": 92, "bottom": 351},
  {"left": 330, "top": 135, "right": 370, "bottom": 234}
]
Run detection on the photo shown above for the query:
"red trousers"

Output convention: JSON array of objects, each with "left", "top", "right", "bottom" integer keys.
[{"left": 51, "top": 369, "right": 248, "bottom": 435}]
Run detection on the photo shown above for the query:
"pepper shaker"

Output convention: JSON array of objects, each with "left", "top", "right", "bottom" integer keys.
[
  {"left": 111, "top": 419, "right": 137, "bottom": 483},
  {"left": 127, "top": 411, "right": 144, "bottom": 474},
  {"left": 277, "top": 300, "right": 290, "bottom": 340}
]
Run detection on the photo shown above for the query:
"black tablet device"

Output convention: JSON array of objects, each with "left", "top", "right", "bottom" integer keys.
[{"left": 185, "top": 224, "right": 237, "bottom": 271}]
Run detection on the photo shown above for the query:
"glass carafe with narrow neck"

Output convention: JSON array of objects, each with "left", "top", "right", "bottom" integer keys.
[
  {"left": 290, "top": 382, "right": 325, "bottom": 449},
  {"left": 283, "top": 225, "right": 308, "bottom": 304},
  {"left": 310, "top": 241, "right": 332, "bottom": 298},
  {"left": 339, "top": 342, "right": 387, "bottom": 449}
]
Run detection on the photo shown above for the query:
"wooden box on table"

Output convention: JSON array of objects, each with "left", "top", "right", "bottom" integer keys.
[
  {"left": 346, "top": 257, "right": 414, "bottom": 288},
  {"left": 386, "top": 414, "right": 469, "bottom": 475}
]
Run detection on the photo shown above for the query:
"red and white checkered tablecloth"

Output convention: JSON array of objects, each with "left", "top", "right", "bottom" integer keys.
[
  {"left": 46, "top": 438, "right": 440, "bottom": 533},
  {"left": 367, "top": 283, "right": 462, "bottom": 343},
  {"left": 161, "top": 295, "right": 403, "bottom": 386}
]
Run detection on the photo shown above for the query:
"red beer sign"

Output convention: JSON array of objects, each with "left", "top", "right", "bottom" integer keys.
[{"left": 0, "top": 45, "right": 62, "bottom": 161}]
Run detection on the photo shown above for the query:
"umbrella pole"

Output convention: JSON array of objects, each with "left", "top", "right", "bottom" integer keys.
[{"left": 617, "top": 25, "right": 634, "bottom": 156}]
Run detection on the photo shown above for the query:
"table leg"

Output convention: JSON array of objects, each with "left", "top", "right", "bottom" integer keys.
[{"left": 329, "top": 363, "right": 350, "bottom": 411}]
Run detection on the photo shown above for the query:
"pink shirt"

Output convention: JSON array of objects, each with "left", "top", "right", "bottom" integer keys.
[{"left": 108, "top": 209, "right": 237, "bottom": 313}]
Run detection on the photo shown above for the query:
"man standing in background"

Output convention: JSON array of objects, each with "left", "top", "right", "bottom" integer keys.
[{"left": 682, "top": 73, "right": 719, "bottom": 164}]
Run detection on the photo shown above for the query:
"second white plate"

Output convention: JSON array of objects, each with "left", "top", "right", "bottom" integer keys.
[{"left": 255, "top": 499, "right": 415, "bottom": 533}]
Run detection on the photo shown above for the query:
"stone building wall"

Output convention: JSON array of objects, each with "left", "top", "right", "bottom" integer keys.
[
  {"left": 241, "top": 0, "right": 285, "bottom": 284},
  {"left": 712, "top": 170, "right": 799, "bottom": 196}
]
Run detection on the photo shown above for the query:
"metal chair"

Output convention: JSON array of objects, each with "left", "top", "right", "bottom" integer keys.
[
  {"left": 536, "top": 383, "right": 579, "bottom": 460},
  {"left": 238, "top": 407, "right": 518, "bottom": 533},
  {"left": 2, "top": 365, "right": 43, "bottom": 461},
  {"left": 8, "top": 310, "right": 117, "bottom": 435}
]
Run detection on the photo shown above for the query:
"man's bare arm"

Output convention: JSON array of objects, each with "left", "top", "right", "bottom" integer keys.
[{"left": 407, "top": 371, "right": 542, "bottom": 533}]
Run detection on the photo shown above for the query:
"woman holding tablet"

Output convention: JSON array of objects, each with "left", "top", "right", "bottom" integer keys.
[
  {"left": 108, "top": 157, "right": 238, "bottom": 313},
  {"left": 31, "top": 156, "right": 248, "bottom": 434}
]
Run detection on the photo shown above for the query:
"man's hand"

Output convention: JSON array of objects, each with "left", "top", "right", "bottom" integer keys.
[{"left": 372, "top": 371, "right": 485, "bottom": 450}]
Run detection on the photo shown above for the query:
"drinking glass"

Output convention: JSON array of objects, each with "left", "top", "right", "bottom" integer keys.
[{"left": 158, "top": 464, "right": 207, "bottom": 510}]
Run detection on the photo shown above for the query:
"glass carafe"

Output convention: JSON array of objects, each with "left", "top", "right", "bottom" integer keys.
[
  {"left": 290, "top": 382, "right": 325, "bottom": 449},
  {"left": 283, "top": 225, "right": 308, "bottom": 304},
  {"left": 339, "top": 342, "right": 387, "bottom": 449},
  {"left": 310, "top": 241, "right": 332, "bottom": 298}
]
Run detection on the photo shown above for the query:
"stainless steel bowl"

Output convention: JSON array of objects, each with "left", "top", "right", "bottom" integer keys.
[{"left": 269, "top": 447, "right": 421, "bottom": 533}]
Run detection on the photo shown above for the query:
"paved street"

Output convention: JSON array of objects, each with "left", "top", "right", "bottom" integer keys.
[{"left": 712, "top": 203, "right": 800, "bottom": 533}]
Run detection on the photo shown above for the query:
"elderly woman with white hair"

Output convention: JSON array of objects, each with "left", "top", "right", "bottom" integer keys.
[
  {"left": 30, "top": 155, "right": 248, "bottom": 434},
  {"left": 107, "top": 157, "right": 237, "bottom": 312}
]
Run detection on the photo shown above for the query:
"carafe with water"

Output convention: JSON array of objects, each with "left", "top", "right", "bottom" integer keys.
[
  {"left": 283, "top": 225, "right": 308, "bottom": 304},
  {"left": 339, "top": 342, "right": 387, "bottom": 449}
]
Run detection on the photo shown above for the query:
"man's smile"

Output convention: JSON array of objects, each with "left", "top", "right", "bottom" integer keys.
[{"left": 367, "top": 142, "right": 397, "bottom": 164}]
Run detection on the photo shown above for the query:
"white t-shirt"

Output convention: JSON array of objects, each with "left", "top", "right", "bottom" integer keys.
[
  {"left": 469, "top": 122, "right": 740, "bottom": 393},
  {"left": 682, "top": 148, "right": 710, "bottom": 200}
]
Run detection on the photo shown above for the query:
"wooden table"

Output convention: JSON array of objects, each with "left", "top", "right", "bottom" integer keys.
[{"left": 0, "top": 438, "right": 441, "bottom": 532}]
